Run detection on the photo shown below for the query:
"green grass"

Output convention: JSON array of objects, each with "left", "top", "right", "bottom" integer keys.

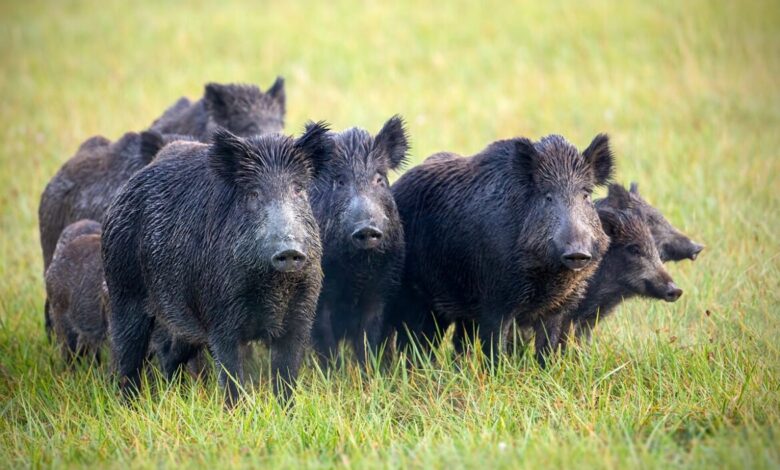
[{"left": 1, "top": 0, "right": 779, "bottom": 467}]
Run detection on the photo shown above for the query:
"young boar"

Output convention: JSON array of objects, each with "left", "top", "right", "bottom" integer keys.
[
  {"left": 102, "top": 124, "right": 333, "bottom": 405},
  {"left": 150, "top": 77, "right": 286, "bottom": 139},
  {"left": 45, "top": 220, "right": 106, "bottom": 362},
  {"left": 38, "top": 131, "right": 193, "bottom": 334},
  {"left": 624, "top": 182, "right": 704, "bottom": 262},
  {"left": 310, "top": 116, "right": 408, "bottom": 366},
  {"left": 567, "top": 184, "right": 683, "bottom": 341},
  {"left": 386, "top": 134, "right": 614, "bottom": 362},
  {"left": 500, "top": 182, "right": 695, "bottom": 356}
]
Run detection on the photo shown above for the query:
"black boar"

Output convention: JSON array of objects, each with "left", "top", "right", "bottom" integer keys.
[
  {"left": 150, "top": 77, "right": 286, "bottom": 139},
  {"left": 487, "top": 182, "right": 694, "bottom": 356},
  {"left": 102, "top": 124, "right": 333, "bottom": 405},
  {"left": 45, "top": 219, "right": 106, "bottom": 362},
  {"left": 386, "top": 134, "right": 614, "bottom": 362},
  {"left": 310, "top": 116, "right": 408, "bottom": 366},
  {"left": 566, "top": 184, "right": 683, "bottom": 341},
  {"left": 38, "top": 131, "right": 193, "bottom": 334},
  {"left": 624, "top": 182, "right": 704, "bottom": 262}
]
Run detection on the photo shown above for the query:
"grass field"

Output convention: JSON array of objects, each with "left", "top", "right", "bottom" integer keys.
[{"left": 1, "top": 0, "right": 779, "bottom": 468}]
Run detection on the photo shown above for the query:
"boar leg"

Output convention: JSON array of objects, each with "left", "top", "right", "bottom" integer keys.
[
  {"left": 111, "top": 296, "right": 154, "bottom": 397},
  {"left": 574, "top": 316, "right": 597, "bottom": 342},
  {"left": 353, "top": 296, "right": 385, "bottom": 368},
  {"left": 533, "top": 313, "right": 565, "bottom": 368},
  {"left": 60, "top": 329, "right": 80, "bottom": 364},
  {"left": 312, "top": 303, "right": 338, "bottom": 367},
  {"left": 209, "top": 334, "right": 244, "bottom": 408},
  {"left": 271, "top": 287, "right": 317, "bottom": 404},
  {"left": 159, "top": 338, "right": 202, "bottom": 381},
  {"left": 44, "top": 298, "right": 53, "bottom": 340},
  {"left": 270, "top": 323, "right": 310, "bottom": 405},
  {"left": 476, "top": 313, "right": 512, "bottom": 365},
  {"left": 453, "top": 320, "right": 478, "bottom": 356},
  {"left": 394, "top": 295, "right": 441, "bottom": 359}
]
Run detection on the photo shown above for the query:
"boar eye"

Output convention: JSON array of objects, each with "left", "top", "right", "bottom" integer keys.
[
  {"left": 248, "top": 190, "right": 261, "bottom": 200},
  {"left": 293, "top": 183, "right": 305, "bottom": 196},
  {"left": 336, "top": 177, "right": 346, "bottom": 188},
  {"left": 583, "top": 189, "right": 593, "bottom": 201},
  {"left": 627, "top": 244, "right": 642, "bottom": 256},
  {"left": 545, "top": 193, "right": 553, "bottom": 203},
  {"left": 374, "top": 173, "right": 386, "bottom": 187}
]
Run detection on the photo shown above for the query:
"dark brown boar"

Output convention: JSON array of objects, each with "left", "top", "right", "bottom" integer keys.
[
  {"left": 385, "top": 134, "right": 615, "bottom": 364},
  {"left": 45, "top": 220, "right": 106, "bottom": 362}
]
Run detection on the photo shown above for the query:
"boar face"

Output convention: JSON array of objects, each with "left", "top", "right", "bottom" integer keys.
[
  {"left": 627, "top": 183, "right": 704, "bottom": 262},
  {"left": 312, "top": 116, "right": 408, "bottom": 255},
  {"left": 209, "top": 123, "right": 332, "bottom": 273},
  {"left": 600, "top": 185, "right": 683, "bottom": 302},
  {"left": 515, "top": 134, "right": 614, "bottom": 271}
]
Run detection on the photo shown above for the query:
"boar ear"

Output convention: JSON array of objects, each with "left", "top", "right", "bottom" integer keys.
[
  {"left": 296, "top": 121, "right": 334, "bottom": 178},
  {"left": 597, "top": 207, "right": 621, "bottom": 238},
  {"left": 511, "top": 138, "right": 539, "bottom": 185},
  {"left": 375, "top": 115, "right": 410, "bottom": 170},
  {"left": 629, "top": 181, "right": 639, "bottom": 194},
  {"left": 209, "top": 128, "right": 256, "bottom": 183},
  {"left": 267, "top": 76, "right": 285, "bottom": 109},
  {"left": 139, "top": 130, "right": 166, "bottom": 164},
  {"left": 204, "top": 83, "right": 231, "bottom": 121},
  {"left": 604, "top": 183, "right": 633, "bottom": 210},
  {"left": 582, "top": 133, "right": 614, "bottom": 186}
]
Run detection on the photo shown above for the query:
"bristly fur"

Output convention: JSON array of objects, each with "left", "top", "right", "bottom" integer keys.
[
  {"left": 309, "top": 116, "right": 408, "bottom": 366},
  {"left": 46, "top": 220, "right": 106, "bottom": 363},
  {"left": 582, "top": 133, "right": 614, "bottom": 184},
  {"left": 210, "top": 122, "right": 333, "bottom": 189},
  {"left": 618, "top": 181, "right": 704, "bottom": 262},
  {"left": 102, "top": 126, "right": 329, "bottom": 406},
  {"left": 561, "top": 184, "right": 681, "bottom": 342},
  {"left": 384, "top": 133, "right": 613, "bottom": 365},
  {"left": 139, "top": 131, "right": 196, "bottom": 164},
  {"left": 373, "top": 115, "right": 410, "bottom": 170},
  {"left": 150, "top": 77, "right": 286, "bottom": 139},
  {"left": 39, "top": 131, "right": 191, "bottom": 334}
]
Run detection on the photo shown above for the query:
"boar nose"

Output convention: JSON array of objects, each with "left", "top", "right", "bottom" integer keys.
[
  {"left": 351, "top": 225, "right": 383, "bottom": 250},
  {"left": 561, "top": 251, "right": 592, "bottom": 271},
  {"left": 689, "top": 243, "right": 704, "bottom": 261},
  {"left": 271, "top": 249, "right": 307, "bottom": 273},
  {"left": 664, "top": 282, "right": 683, "bottom": 302}
]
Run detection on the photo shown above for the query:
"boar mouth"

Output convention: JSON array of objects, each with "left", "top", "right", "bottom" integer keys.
[{"left": 689, "top": 243, "right": 704, "bottom": 261}]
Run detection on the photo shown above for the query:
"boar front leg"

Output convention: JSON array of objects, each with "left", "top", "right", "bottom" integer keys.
[
  {"left": 353, "top": 294, "right": 386, "bottom": 368},
  {"left": 534, "top": 313, "right": 565, "bottom": 368},
  {"left": 312, "top": 303, "right": 338, "bottom": 368},
  {"left": 476, "top": 310, "right": 513, "bottom": 365},
  {"left": 270, "top": 289, "right": 317, "bottom": 404},
  {"left": 209, "top": 332, "right": 244, "bottom": 408},
  {"left": 270, "top": 324, "right": 310, "bottom": 405}
]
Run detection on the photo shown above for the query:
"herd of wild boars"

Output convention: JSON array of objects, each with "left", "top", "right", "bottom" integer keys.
[{"left": 37, "top": 77, "right": 704, "bottom": 406}]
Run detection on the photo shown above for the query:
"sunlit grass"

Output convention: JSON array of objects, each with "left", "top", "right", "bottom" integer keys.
[{"left": 1, "top": 0, "right": 779, "bottom": 468}]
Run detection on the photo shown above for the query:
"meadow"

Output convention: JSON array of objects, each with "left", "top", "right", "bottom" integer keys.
[{"left": 1, "top": 0, "right": 779, "bottom": 468}]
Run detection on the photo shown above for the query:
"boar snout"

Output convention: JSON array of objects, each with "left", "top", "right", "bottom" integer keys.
[
  {"left": 554, "top": 210, "right": 596, "bottom": 271},
  {"left": 351, "top": 225, "right": 384, "bottom": 250},
  {"left": 560, "top": 249, "right": 593, "bottom": 271},
  {"left": 346, "top": 194, "right": 387, "bottom": 250},
  {"left": 271, "top": 246, "right": 308, "bottom": 273},
  {"left": 664, "top": 282, "right": 683, "bottom": 302},
  {"left": 689, "top": 243, "right": 704, "bottom": 261}
]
